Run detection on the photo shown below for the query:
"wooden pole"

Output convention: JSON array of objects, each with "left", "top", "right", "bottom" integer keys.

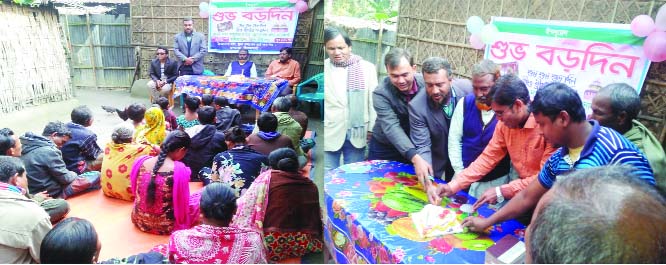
[{"left": 85, "top": 13, "right": 99, "bottom": 89}]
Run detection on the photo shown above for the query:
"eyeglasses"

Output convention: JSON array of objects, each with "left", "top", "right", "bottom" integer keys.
[
  {"left": 156, "top": 53, "right": 166, "bottom": 55},
  {"left": 494, "top": 103, "right": 514, "bottom": 118}
]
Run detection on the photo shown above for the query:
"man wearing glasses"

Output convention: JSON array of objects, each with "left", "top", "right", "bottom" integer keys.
[
  {"left": 148, "top": 46, "right": 178, "bottom": 102},
  {"left": 265, "top": 47, "right": 301, "bottom": 95},
  {"left": 428, "top": 75, "right": 556, "bottom": 213}
]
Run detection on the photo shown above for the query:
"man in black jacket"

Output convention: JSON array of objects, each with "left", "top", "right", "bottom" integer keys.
[
  {"left": 182, "top": 106, "right": 227, "bottom": 181},
  {"left": 148, "top": 46, "right": 178, "bottom": 102}
]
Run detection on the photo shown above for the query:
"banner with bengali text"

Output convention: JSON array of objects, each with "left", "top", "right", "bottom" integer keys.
[
  {"left": 484, "top": 17, "right": 651, "bottom": 115},
  {"left": 208, "top": 0, "right": 299, "bottom": 54}
]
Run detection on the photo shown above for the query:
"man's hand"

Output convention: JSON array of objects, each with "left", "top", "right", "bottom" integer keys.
[
  {"left": 366, "top": 131, "right": 373, "bottom": 143},
  {"left": 427, "top": 183, "right": 454, "bottom": 205},
  {"left": 472, "top": 187, "right": 500, "bottom": 211},
  {"left": 461, "top": 216, "right": 492, "bottom": 233},
  {"left": 156, "top": 80, "right": 165, "bottom": 88},
  {"left": 184, "top": 57, "right": 194, "bottom": 65},
  {"left": 34, "top": 191, "right": 53, "bottom": 201},
  {"left": 412, "top": 154, "right": 433, "bottom": 189}
]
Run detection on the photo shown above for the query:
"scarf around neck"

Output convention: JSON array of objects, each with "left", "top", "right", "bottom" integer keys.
[{"left": 331, "top": 54, "right": 366, "bottom": 141}]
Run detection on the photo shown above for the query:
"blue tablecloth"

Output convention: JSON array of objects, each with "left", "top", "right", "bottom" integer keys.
[
  {"left": 323, "top": 160, "right": 526, "bottom": 264},
  {"left": 174, "top": 75, "right": 288, "bottom": 112}
]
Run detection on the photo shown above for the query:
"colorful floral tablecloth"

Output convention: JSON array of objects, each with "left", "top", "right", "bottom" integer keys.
[
  {"left": 174, "top": 75, "right": 288, "bottom": 112},
  {"left": 324, "top": 160, "right": 526, "bottom": 264}
]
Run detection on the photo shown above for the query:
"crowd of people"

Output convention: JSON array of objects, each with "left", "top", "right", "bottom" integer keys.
[{"left": 323, "top": 26, "right": 666, "bottom": 262}]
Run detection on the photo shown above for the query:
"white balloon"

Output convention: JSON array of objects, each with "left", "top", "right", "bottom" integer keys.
[
  {"left": 655, "top": 3, "right": 666, "bottom": 31},
  {"left": 466, "top": 16, "right": 485, "bottom": 34},
  {"left": 480, "top": 24, "right": 500, "bottom": 44}
]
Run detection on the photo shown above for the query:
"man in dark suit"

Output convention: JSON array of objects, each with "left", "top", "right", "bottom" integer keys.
[
  {"left": 174, "top": 17, "right": 207, "bottom": 76},
  {"left": 408, "top": 57, "right": 469, "bottom": 187},
  {"left": 148, "top": 46, "right": 178, "bottom": 102}
]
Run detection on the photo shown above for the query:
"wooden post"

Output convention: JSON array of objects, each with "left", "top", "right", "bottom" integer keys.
[{"left": 85, "top": 13, "right": 99, "bottom": 89}]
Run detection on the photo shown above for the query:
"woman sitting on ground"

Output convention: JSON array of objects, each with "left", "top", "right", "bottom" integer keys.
[
  {"left": 40, "top": 217, "right": 101, "bottom": 264},
  {"left": 246, "top": 112, "right": 294, "bottom": 156},
  {"left": 233, "top": 148, "right": 323, "bottom": 262},
  {"left": 101, "top": 126, "right": 158, "bottom": 201},
  {"left": 176, "top": 96, "right": 201, "bottom": 130},
  {"left": 200, "top": 126, "right": 268, "bottom": 197},
  {"left": 134, "top": 106, "right": 167, "bottom": 146},
  {"left": 130, "top": 130, "right": 199, "bottom": 235},
  {"left": 166, "top": 183, "right": 266, "bottom": 263}
]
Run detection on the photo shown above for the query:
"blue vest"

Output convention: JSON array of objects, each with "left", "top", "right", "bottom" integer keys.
[
  {"left": 461, "top": 94, "right": 510, "bottom": 181},
  {"left": 231, "top": 61, "right": 253, "bottom": 77}
]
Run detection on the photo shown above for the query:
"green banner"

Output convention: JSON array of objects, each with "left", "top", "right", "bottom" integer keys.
[{"left": 493, "top": 21, "right": 644, "bottom": 45}]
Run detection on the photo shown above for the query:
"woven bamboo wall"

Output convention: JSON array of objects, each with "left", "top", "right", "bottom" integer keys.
[
  {"left": 396, "top": 0, "right": 666, "bottom": 143},
  {"left": 130, "top": 0, "right": 316, "bottom": 79},
  {"left": 0, "top": 3, "right": 72, "bottom": 115}
]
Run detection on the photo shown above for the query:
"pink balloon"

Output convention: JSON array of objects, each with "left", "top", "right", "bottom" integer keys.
[
  {"left": 469, "top": 33, "right": 485, "bottom": 50},
  {"left": 644, "top": 31, "right": 666, "bottom": 62},
  {"left": 655, "top": 3, "right": 666, "bottom": 31},
  {"left": 199, "top": 10, "right": 209, "bottom": 18},
  {"left": 631, "top": 15, "right": 655, "bottom": 37},
  {"left": 295, "top": 0, "right": 308, "bottom": 13},
  {"left": 289, "top": 0, "right": 298, "bottom": 3}
]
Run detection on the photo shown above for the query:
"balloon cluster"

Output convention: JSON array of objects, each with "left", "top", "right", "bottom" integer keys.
[
  {"left": 199, "top": 2, "right": 210, "bottom": 18},
  {"left": 630, "top": 4, "right": 666, "bottom": 62},
  {"left": 466, "top": 16, "right": 499, "bottom": 50}
]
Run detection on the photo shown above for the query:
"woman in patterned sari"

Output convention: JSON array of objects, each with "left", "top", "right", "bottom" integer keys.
[
  {"left": 166, "top": 182, "right": 266, "bottom": 264},
  {"left": 200, "top": 126, "right": 268, "bottom": 197},
  {"left": 134, "top": 106, "right": 166, "bottom": 146},
  {"left": 101, "top": 126, "right": 158, "bottom": 201},
  {"left": 232, "top": 148, "right": 323, "bottom": 262},
  {"left": 130, "top": 130, "right": 200, "bottom": 235}
]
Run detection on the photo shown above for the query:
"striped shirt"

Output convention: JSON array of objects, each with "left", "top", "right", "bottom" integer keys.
[{"left": 538, "top": 120, "right": 655, "bottom": 189}]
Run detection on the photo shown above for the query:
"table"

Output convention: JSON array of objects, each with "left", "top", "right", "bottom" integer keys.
[
  {"left": 174, "top": 75, "right": 288, "bottom": 112},
  {"left": 323, "top": 160, "right": 526, "bottom": 264}
]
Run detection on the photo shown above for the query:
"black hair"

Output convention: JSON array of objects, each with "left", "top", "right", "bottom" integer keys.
[
  {"left": 42, "top": 121, "right": 72, "bottom": 137},
  {"left": 529, "top": 82, "right": 586, "bottom": 122},
  {"left": 0, "top": 128, "right": 15, "bottom": 156},
  {"left": 184, "top": 95, "right": 201, "bottom": 112},
  {"left": 40, "top": 217, "right": 99, "bottom": 264},
  {"left": 147, "top": 130, "right": 191, "bottom": 204},
  {"left": 155, "top": 97, "right": 169, "bottom": 110},
  {"left": 214, "top": 96, "right": 229, "bottom": 107},
  {"left": 126, "top": 103, "right": 147, "bottom": 123},
  {"left": 257, "top": 112, "right": 278, "bottom": 132},
  {"left": 279, "top": 47, "right": 293, "bottom": 55},
  {"left": 199, "top": 182, "right": 237, "bottom": 223},
  {"left": 488, "top": 74, "right": 531, "bottom": 106},
  {"left": 0, "top": 156, "right": 24, "bottom": 182},
  {"left": 201, "top": 94, "right": 214, "bottom": 106},
  {"left": 197, "top": 106, "right": 216, "bottom": 125},
  {"left": 268, "top": 147, "right": 299, "bottom": 172},
  {"left": 71, "top": 105, "right": 93, "bottom": 126},
  {"left": 384, "top": 47, "right": 414, "bottom": 68},
  {"left": 156, "top": 46, "right": 169, "bottom": 55},
  {"left": 224, "top": 126, "right": 247, "bottom": 144},
  {"left": 324, "top": 26, "right": 352, "bottom": 46}
]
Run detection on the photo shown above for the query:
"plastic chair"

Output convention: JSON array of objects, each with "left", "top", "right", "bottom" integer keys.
[{"left": 295, "top": 73, "right": 324, "bottom": 118}]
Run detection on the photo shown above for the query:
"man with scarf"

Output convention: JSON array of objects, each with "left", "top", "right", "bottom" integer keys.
[
  {"left": 369, "top": 48, "right": 431, "bottom": 185},
  {"left": 408, "top": 57, "right": 469, "bottom": 187},
  {"left": 323, "top": 27, "right": 378, "bottom": 172},
  {"left": 447, "top": 60, "right": 512, "bottom": 202}
]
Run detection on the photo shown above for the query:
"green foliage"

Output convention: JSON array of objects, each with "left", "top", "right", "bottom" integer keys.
[
  {"left": 12, "top": 0, "right": 36, "bottom": 5},
  {"left": 330, "top": 0, "right": 399, "bottom": 21},
  {"left": 365, "top": 0, "right": 398, "bottom": 22}
]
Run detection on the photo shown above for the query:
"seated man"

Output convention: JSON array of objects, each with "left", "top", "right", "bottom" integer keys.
[
  {"left": 0, "top": 156, "right": 52, "bottom": 264},
  {"left": 20, "top": 121, "right": 101, "bottom": 199},
  {"left": 428, "top": 75, "right": 556, "bottom": 209},
  {"left": 254, "top": 96, "right": 304, "bottom": 165},
  {"left": 459, "top": 82, "right": 655, "bottom": 233},
  {"left": 265, "top": 47, "right": 301, "bottom": 95},
  {"left": 247, "top": 112, "right": 294, "bottom": 156},
  {"left": 101, "top": 103, "right": 147, "bottom": 130},
  {"left": 591, "top": 83, "right": 666, "bottom": 191},
  {"left": 213, "top": 96, "right": 241, "bottom": 132},
  {"left": 527, "top": 165, "right": 666, "bottom": 263},
  {"left": 61, "top": 106, "right": 103, "bottom": 174},
  {"left": 148, "top": 46, "right": 178, "bottom": 103},
  {"left": 448, "top": 60, "right": 511, "bottom": 200},
  {"left": 224, "top": 48, "right": 257, "bottom": 78},
  {"left": 0, "top": 130, "right": 70, "bottom": 223},
  {"left": 182, "top": 106, "right": 227, "bottom": 181}
]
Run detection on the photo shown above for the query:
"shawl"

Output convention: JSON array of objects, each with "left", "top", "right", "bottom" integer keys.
[
  {"left": 331, "top": 54, "right": 366, "bottom": 143},
  {"left": 101, "top": 142, "right": 157, "bottom": 201},
  {"left": 130, "top": 155, "right": 195, "bottom": 231},
  {"left": 134, "top": 107, "right": 166, "bottom": 145},
  {"left": 168, "top": 224, "right": 267, "bottom": 264}
]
